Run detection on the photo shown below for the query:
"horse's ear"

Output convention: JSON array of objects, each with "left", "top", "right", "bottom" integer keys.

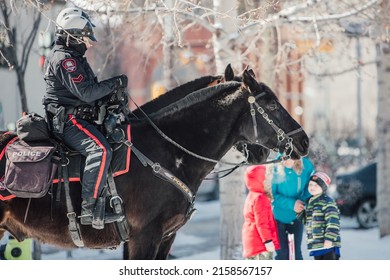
[
  {"left": 243, "top": 69, "right": 260, "bottom": 93},
  {"left": 247, "top": 69, "right": 256, "bottom": 79},
  {"left": 224, "top": 64, "right": 234, "bottom": 81}
]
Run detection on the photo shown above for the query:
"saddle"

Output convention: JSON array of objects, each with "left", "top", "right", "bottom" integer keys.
[
  {"left": 0, "top": 117, "right": 132, "bottom": 246},
  {"left": 0, "top": 124, "right": 131, "bottom": 201}
]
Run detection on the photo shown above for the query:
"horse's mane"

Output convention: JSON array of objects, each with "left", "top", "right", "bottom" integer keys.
[
  {"left": 133, "top": 75, "right": 221, "bottom": 116},
  {"left": 148, "top": 81, "right": 242, "bottom": 120}
]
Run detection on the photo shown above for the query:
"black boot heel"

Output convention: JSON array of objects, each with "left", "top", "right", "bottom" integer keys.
[{"left": 92, "top": 197, "right": 105, "bottom": 230}]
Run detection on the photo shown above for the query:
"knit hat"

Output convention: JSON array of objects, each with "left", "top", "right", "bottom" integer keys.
[{"left": 310, "top": 172, "right": 331, "bottom": 192}]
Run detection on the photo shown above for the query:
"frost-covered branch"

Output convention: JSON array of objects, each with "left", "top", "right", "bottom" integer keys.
[
  {"left": 286, "top": 0, "right": 380, "bottom": 22},
  {"left": 239, "top": 0, "right": 380, "bottom": 38}
]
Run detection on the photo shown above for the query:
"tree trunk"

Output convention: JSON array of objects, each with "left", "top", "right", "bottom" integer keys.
[
  {"left": 16, "top": 68, "right": 28, "bottom": 113},
  {"left": 377, "top": 0, "right": 390, "bottom": 238},
  {"left": 162, "top": 0, "right": 175, "bottom": 90},
  {"left": 218, "top": 151, "right": 247, "bottom": 260},
  {"left": 212, "top": 0, "right": 245, "bottom": 260}
]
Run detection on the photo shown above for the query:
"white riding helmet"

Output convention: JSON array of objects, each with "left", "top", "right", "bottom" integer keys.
[
  {"left": 56, "top": 13, "right": 97, "bottom": 42},
  {"left": 56, "top": 7, "right": 96, "bottom": 29}
]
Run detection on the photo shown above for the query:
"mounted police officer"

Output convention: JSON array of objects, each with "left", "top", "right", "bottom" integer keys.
[{"left": 43, "top": 8, "right": 126, "bottom": 229}]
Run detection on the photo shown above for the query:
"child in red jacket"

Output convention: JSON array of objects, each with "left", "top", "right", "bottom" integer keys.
[{"left": 242, "top": 165, "right": 280, "bottom": 260}]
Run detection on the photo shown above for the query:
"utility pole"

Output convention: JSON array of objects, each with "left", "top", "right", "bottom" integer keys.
[
  {"left": 342, "top": 20, "right": 367, "bottom": 165},
  {"left": 355, "top": 34, "right": 364, "bottom": 164}
]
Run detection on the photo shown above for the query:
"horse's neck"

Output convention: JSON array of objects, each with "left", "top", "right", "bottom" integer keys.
[
  {"left": 154, "top": 95, "right": 245, "bottom": 165},
  {"left": 129, "top": 82, "right": 245, "bottom": 190}
]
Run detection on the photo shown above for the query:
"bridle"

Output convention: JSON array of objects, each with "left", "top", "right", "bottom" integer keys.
[
  {"left": 207, "top": 90, "right": 305, "bottom": 178},
  {"left": 246, "top": 90, "right": 304, "bottom": 164}
]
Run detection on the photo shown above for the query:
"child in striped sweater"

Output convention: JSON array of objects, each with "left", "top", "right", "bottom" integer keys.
[{"left": 304, "top": 172, "right": 341, "bottom": 260}]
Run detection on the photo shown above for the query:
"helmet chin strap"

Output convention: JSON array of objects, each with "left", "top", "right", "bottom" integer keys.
[
  {"left": 66, "top": 34, "right": 71, "bottom": 47},
  {"left": 64, "top": 34, "right": 89, "bottom": 48}
]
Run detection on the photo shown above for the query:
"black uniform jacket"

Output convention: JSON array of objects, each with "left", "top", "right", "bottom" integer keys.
[{"left": 43, "top": 39, "right": 117, "bottom": 108}]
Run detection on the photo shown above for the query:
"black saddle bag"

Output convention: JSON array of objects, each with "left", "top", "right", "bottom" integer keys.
[
  {"left": 16, "top": 112, "right": 51, "bottom": 142},
  {"left": 4, "top": 140, "right": 58, "bottom": 198}
]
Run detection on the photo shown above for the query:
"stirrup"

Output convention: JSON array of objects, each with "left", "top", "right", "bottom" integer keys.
[
  {"left": 80, "top": 213, "right": 124, "bottom": 228},
  {"left": 79, "top": 215, "right": 93, "bottom": 225},
  {"left": 91, "top": 197, "right": 125, "bottom": 229},
  {"left": 92, "top": 213, "right": 125, "bottom": 229}
]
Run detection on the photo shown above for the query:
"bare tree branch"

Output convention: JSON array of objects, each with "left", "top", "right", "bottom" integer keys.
[
  {"left": 286, "top": 0, "right": 380, "bottom": 22},
  {"left": 0, "top": 0, "right": 42, "bottom": 112},
  {"left": 21, "top": 9, "right": 41, "bottom": 73},
  {"left": 1, "top": 1, "right": 18, "bottom": 69},
  {"left": 238, "top": 0, "right": 380, "bottom": 38}
]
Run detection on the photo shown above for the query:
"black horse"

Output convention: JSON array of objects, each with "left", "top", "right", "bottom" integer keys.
[{"left": 0, "top": 69, "right": 309, "bottom": 259}]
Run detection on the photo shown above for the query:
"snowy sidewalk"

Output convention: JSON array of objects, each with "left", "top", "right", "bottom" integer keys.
[
  {"left": 35, "top": 200, "right": 390, "bottom": 260},
  {"left": 175, "top": 201, "right": 390, "bottom": 260}
]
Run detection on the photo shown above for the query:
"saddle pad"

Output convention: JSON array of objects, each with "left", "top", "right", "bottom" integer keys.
[
  {"left": 52, "top": 124, "right": 132, "bottom": 183},
  {"left": 0, "top": 179, "right": 15, "bottom": 201}
]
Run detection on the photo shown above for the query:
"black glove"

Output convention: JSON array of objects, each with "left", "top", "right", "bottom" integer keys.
[
  {"left": 108, "top": 87, "right": 129, "bottom": 105},
  {"left": 115, "top": 74, "right": 128, "bottom": 88}
]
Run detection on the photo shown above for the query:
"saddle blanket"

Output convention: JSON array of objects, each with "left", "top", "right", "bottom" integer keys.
[{"left": 0, "top": 125, "right": 132, "bottom": 201}]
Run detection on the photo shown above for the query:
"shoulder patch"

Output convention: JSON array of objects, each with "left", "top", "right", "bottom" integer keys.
[{"left": 62, "top": 58, "right": 77, "bottom": 72}]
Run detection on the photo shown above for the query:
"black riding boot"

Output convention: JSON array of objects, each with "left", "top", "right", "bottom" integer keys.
[
  {"left": 92, "top": 197, "right": 124, "bottom": 230},
  {"left": 79, "top": 198, "right": 96, "bottom": 225}
]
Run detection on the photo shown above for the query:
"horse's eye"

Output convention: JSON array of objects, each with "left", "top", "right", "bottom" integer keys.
[{"left": 268, "top": 100, "right": 278, "bottom": 111}]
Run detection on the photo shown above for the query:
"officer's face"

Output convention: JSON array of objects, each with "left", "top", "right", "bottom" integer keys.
[{"left": 83, "top": 37, "right": 93, "bottom": 49}]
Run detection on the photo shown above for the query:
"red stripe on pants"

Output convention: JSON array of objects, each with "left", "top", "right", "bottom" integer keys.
[{"left": 70, "top": 118, "right": 107, "bottom": 198}]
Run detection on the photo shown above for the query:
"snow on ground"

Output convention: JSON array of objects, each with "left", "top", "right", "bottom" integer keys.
[
  {"left": 2, "top": 200, "right": 390, "bottom": 260},
  {"left": 35, "top": 200, "right": 390, "bottom": 260},
  {"left": 174, "top": 200, "right": 390, "bottom": 260}
]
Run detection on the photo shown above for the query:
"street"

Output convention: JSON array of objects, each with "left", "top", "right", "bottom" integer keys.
[
  {"left": 171, "top": 200, "right": 220, "bottom": 259},
  {"left": 4, "top": 199, "right": 390, "bottom": 260}
]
